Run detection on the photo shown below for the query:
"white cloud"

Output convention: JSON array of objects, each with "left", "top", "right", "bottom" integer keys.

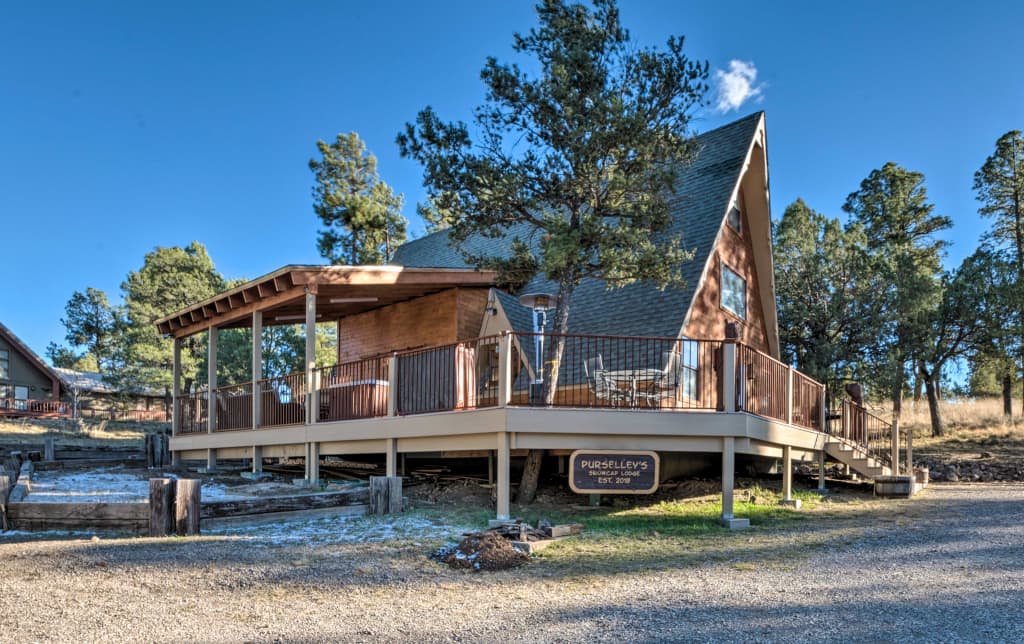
[{"left": 713, "top": 60, "right": 765, "bottom": 113}]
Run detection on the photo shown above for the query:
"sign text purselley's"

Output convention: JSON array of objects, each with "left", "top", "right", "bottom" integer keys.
[{"left": 569, "top": 450, "right": 660, "bottom": 495}]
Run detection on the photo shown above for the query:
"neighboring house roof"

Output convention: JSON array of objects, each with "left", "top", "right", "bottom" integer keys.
[
  {"left": 0, "top": 321, "right": 61, "bottom": 391},
  {"left": 392, "top": 112, "right": 767, "bottom": 340},
  {"left": 53, "top": 368, "right": 163, "bottom": 398}
]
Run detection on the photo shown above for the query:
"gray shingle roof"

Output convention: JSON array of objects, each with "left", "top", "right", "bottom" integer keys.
[{"left": 392, "top": 112, "right": 763, "bottom": 339}]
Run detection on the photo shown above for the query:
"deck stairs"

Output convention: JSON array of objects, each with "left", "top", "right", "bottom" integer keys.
[{"left": 823, "top": 435, "right": 894, "bottom": 479}]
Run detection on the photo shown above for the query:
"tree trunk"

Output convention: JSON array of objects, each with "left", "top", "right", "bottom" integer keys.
[
  {"left": 1003, "top": 373, "right": 1013, "bottom": 417},
  {"left": 518, "top": 277, "right": 575, "bottom": 504},
  {"left": 912, "top": 360, "right": 924, "bottom": 403},
  {"left": 925, "top": 377, "right": 944, "bottom": 437}
]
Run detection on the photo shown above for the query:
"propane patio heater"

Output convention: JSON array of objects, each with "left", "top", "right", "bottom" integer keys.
[{"left": 518, "top": 292, "right": 556, "bottom": 404}]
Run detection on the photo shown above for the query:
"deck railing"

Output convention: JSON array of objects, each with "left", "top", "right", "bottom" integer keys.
[
  {"left": 510, "top": 332, "right": 724, "bottom": 411},
  {"left": 316, "top": 356, "right": 390, "bottom": 422},
  {"left": 177, "top": 391, "right": 208, "bottom": 434},
  {"left": 256, "top": 372, "right": 306, "bottom": 428},
  {"left": 396, "top": 335, "right": 501, "bottom": 415},
  {"left": 171, "top": 332, "right": 831, "bottom": 436},
  {"left": 835, "top": 399, "right": 905, "bottom": 470},
  {"left": 213, "top": 382, "right": 254, "bottom": 431},
  {"left": 0, "top": 398, "right": 70, "bottom": 418}
]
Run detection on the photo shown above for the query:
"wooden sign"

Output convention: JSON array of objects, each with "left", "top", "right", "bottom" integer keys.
[{"left": 569, "top": 450, "right": 660, "bottom": 495}]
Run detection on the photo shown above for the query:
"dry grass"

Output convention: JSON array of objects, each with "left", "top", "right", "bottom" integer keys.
[{"left": 0, "top": 418, "right": 163, "bottom": 448}]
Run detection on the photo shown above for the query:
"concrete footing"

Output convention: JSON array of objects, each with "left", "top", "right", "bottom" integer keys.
[
  {"left": 780, "top": 499, "right": 802, "bottom": 509},
  {"left": 720, "top": 517, "right": 750, "bottom": 530},
  {"left": 240, "top": 471, "right": 272, "bottom": 481}
]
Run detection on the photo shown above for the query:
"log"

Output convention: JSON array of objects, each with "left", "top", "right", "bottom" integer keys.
[
  {"left": 148, "top": 478, "right": 176, "bottom": 537},
  {"left": 200, "top": 488, "right": 366, "bottom": 519},
  {"left": 369, "top": 476, "right": 403, "bottom": 515},
  {"left": 174, "top": 479, "right": 201, "bottom": 536}
]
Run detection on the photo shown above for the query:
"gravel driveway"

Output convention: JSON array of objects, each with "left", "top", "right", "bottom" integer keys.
[{"left": 1, "top": 483, "right": 1022, "bottom": 643}]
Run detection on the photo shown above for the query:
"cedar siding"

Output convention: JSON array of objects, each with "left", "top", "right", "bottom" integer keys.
[
  {"left": 337, "top": 287, "right": 490, "bottom": 363},
  {"left": 682, "top": 203, "right": 770, "bottom": 352}
]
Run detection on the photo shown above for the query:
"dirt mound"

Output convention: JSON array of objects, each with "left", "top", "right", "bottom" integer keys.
[{"left": 441, "top": 532, "right": 530, "bottom": 572}]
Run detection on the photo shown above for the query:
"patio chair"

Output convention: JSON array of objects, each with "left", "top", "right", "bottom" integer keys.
[
  {"left": 637, "top": 351, "right": 681, "bottom": 407},
  {"left": 583, "top": 355, "right": 629, "bottom": 407}
]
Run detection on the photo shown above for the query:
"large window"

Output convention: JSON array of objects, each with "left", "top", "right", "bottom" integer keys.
[
  {"left": 0, "top": 349, "right": 8, "bottom": 380},
  {"left": 721, "top": 264, "right": 747, "bottom": 320},
  {"left": 680, "top": 339, "right": 700, "bottom": 400}
]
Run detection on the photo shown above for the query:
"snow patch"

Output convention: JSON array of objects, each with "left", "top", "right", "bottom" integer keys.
[{"left": 25, "top": 467, "right": 149, "bottom": 503}]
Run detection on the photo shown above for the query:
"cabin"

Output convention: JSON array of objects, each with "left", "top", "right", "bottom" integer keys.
[
  {"left": 0, "top": 321, "right": 66, "bottom": 418},
  {"left": 53, "top": 368, "right": 169, "bottom": 422},
  {"left": 158, "top": 113, "right": 906, "bottom": 525}
]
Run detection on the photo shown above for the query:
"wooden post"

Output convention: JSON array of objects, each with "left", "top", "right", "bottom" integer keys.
[
  {"left": 252, "top": 446, "right": 263, "bottom": 474},
  {"left": 145, "top": 435, "right": 155, "bottom": 468},
  {"left": 43, "top": 437, "right": 55, "bottom": 462},
  {"left": 906, "top": 426, "right": 914, "bottom": 475},
  {"left": 369, "top": 476, "right": 403, "bottom": 515},
  {"left": 496, "top": 432, "right": 511, "bottom": 521},
  {"left": 819, "top": 384, "right": 827, "bottom": 433},
  {"left": 304, "top": 287, "right": 317, "bottom": 425},
  {"left": 148, "top": 478, "right": 175, "bottom": 537},
  {"left": 174, "top": 479, "right": 201, "bottom": 536},
  {"left": 498, "top": 332, "right": 512, "bottom": 407},
  {"left": 818, "top": 449, "right": 827, "bottom": 491},
  {"left": 785, "top": 367, "right": 794, "bottom": 425},
  {"left": 207, "top": 326, "right": 218, "bottom": 434},
  {"left": 722, "top": 341, "right": 737, "bottom": 412},
  {"left": 721, "top": 436, "right": 735, "bottom": 520},
  {"left": 0, "top": 476, "right": 11, "bottom": 531},
  {"left": 172, "top": 338, "right": 181, "bottom": 436},
  {"left": 891, "top": 424, "right": 900, "bottom": 476},
  {"left": 306, "top": 442, "right": 320, "bottom": 483},
  {"left": 385, "top": 438, "right": 398, "bottom": 477},
  {"left": 252, "top": 310, "right": 262, "bottom": 430},
  {"left": 782, "top": 444, "right": 793, "bottom": 501},
  {"left": 387, "top": 354, "right": 398, "bottom": 417}
]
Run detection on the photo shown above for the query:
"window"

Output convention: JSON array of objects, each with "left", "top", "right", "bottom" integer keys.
[
  {"left": 14, "top": 386, "right": 28, "bottom": 410},
  {"left": 727, "top": 204, "right": 742, "bottom": 233},
  {"left": 721, "top": 264, "right": 747, "bottom": 320},
  {"left": 0, "top": 349, "right": 8, "bottom": 380},
  {"left": 680, "top": 339, "right": 700, "bottom": 400}
]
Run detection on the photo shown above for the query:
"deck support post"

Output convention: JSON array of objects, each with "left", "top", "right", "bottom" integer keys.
[
  {"left": 495, "top": 432, "right": 511, "bottom": 521},
  {"left": 252, "top": 446, "right": 262, "bottom": 474},
  {"left": 252, "top": 311, "right": 262, "bottom": 430},
  {"left": 304, "top": 288, "right": 317, "bottom": 425},
  {"left": 891, "top": 424, "right": 900, "bottom": 476},
  {"left": 207, "top": 326, "right": 218, "bottom": 434},
  {"left": 780, "top": 444, "right": 801, "bottom": 508},
  {"left": 385, "top": 438, "right": 398, "bottom": 477},
  {"left": 498, "top": 332, "right": 513, "bottom": 407},
  {"left": 785, "top": 367, "right": 794, "bottom": 425},
  {"left": 387, "top": 354, "right": 398, "bottom": 416},
  {"left": 720, "top": 436, "right": 748, "bottom": 529},
  {"left": 906, "top": 426, "right": 913, "bottom": 475},
  {"left": 206, "top": 448, "right": 216, "bottom": 472},
  {"left": 817, "top": 449, "right": 827, "bottom": 491},
  {"left": 305, "top": 442, "right": 320, "bottom": 483},
  {"left": 722, "top": 341, "right": 737, "bottom": 412},
  {"left": 172, "top": 338, "right": 181, "bottom": 436}
]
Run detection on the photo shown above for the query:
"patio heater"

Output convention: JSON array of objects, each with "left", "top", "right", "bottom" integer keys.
[{"left": 518, "top": 292, "right": 556, "bottom": 404}]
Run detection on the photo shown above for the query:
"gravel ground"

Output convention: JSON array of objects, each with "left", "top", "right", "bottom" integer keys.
[{"left": 1, "top": 482, "right": 1022, "bottom": 643}]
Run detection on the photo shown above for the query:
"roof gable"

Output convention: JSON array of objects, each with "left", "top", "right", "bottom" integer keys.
[
  {"left": 0, "top": 321, "right": 60, "bottom": 386},
  {"left": 392, "top": 112, "right": 767, "bottom": 339}
]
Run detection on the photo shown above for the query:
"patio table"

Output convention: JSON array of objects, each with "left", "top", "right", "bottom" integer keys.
[{"left": 604, "top": 368, "right": 664, "bottom": 407}]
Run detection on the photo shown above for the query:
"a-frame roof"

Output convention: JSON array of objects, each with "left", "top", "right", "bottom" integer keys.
[
  {"left": 392, "top": 112, "right": 771, "bottom": 341},
  {"left": 0, "top": 321, "right": 62, "bottom": 394}
]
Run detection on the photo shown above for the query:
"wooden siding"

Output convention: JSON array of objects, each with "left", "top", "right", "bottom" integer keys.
[
  {"left": 337, "top": 288, "right": 490, "bottom": 363},
  {"left": 683, "top": 204, "right": 770, "bottom": 353}
]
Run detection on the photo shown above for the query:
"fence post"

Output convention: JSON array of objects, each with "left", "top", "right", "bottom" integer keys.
[
  {"left": 148, "top": 478, "right": 175, "bottom": 537},
  {"left": 906, "top": 425, "right": 913, "bottom": 475},
  {"left": 498, "top": 332, "right": 512, "bottom": 407},
  {"left": 387, "top": 354, "right": 398, "bottom": 417},
  {"left": 785, "top": 366, "right": 794, "bottom": 425},
  {"left": 722, "top": 340, "right": 737, "bottom": 413}
]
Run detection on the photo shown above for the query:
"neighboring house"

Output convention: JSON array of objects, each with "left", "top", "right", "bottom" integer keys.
[
  {"left": 0, "top": 321, "right": 65, "bottom": 418},
  {"left": 157, "top": 113, "right": 903, "bottom": 524},
  {"left": 53, "top": 368, "right": 169, "bottom": 422}
]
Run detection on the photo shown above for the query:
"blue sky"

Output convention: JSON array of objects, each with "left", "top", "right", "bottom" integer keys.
[{"left": 2, "top": 1, "right": 1022, "bottom": 359}]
